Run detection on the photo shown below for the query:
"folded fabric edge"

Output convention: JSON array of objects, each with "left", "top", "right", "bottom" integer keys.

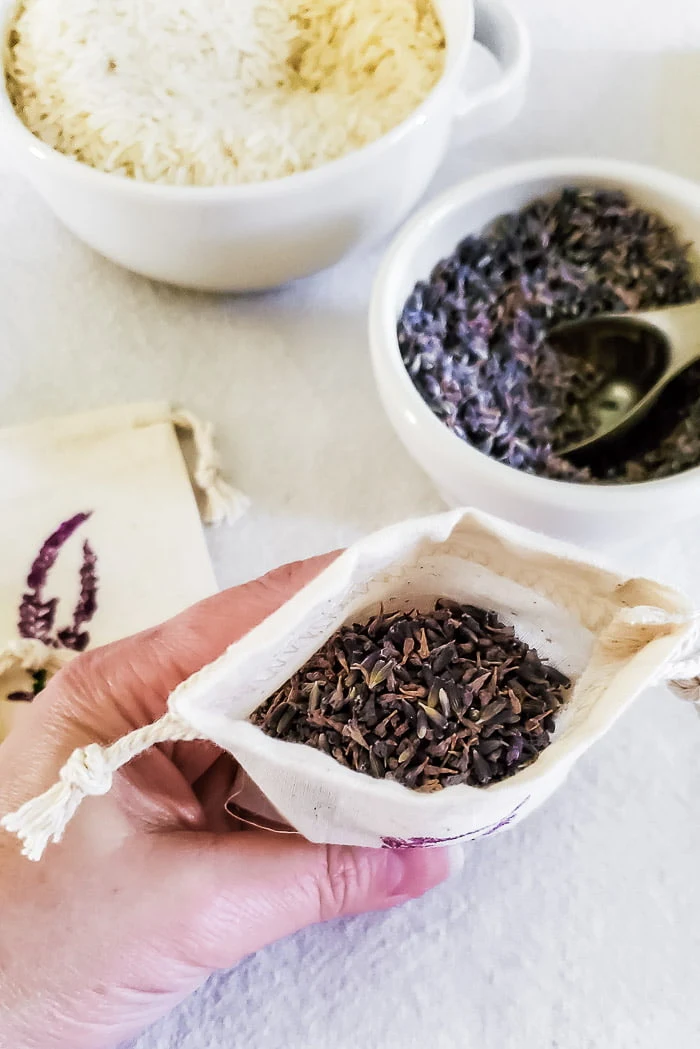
[{"left": 0, "top": 401, "right": 250, "bottom": 527}]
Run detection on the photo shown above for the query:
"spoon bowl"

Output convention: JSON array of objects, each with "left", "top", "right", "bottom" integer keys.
[{"left": 549, "top": 300, "right": 700, "bottom": 462}]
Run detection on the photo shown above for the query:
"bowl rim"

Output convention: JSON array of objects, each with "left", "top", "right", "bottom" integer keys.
[
  {"left": 0, "top": 0, "right": 473, "bottom": 201},
  {"left": 369, "top": 155, "right": 700, "bottom": 511}
]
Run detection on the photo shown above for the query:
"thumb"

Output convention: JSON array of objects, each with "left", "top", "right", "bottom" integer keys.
[{"left": 158, "top": 829, "right": 462, "bottom": 971}]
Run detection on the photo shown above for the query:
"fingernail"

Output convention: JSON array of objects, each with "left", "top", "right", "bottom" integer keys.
[{"left": 384, "top": 846, "right": 455, "bottom": 901}]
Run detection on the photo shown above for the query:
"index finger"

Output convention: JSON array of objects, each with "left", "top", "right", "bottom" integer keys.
[{"left": 0, "top": 553, "right": 340, "bottom": 796}]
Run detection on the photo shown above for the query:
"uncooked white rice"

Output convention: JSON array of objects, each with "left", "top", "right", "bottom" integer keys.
[{"left": 5, "top": 0, "right": 446, "bottom": 186}]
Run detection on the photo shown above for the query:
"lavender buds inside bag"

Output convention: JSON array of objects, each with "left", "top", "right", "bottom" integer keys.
[
  {"left": 0, "top": 401, "right": 248, "bottom": 742},
  {"left": 5, "top": 508, "right": 700, "bottom": 861}
]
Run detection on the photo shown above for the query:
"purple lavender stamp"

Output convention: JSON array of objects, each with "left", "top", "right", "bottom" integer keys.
[{"left": 9, "top": 512, "right": 99, "bottom": 701}]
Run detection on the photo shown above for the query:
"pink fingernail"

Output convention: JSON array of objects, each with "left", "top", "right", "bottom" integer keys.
[{"left": 385, "top": 846, "right": 454, "bottom": 901}]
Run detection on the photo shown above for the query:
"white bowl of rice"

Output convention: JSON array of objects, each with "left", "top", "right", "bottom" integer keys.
[{"left": 0, "top": 0, "right": 529, "bottom": 291}]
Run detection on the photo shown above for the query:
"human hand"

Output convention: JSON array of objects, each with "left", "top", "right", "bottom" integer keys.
[{"left": 0, "top": 556, "right": 456, "bottom": 1049}]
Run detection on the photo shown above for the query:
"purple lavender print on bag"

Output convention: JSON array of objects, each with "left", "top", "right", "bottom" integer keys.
[
  {"left": 381, "top": 798, "right": 530, "bottom": 849},
  {"left": 8, "top": 512, "right": 99, "bottom": 701}
]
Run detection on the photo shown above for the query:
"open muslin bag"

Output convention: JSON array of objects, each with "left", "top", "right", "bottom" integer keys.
[
  {"left": 0, "top": 401, "right": 248, "bottom": 743},
  {"left": 4, "top": 508, "right": 700, "bottom": 860}
]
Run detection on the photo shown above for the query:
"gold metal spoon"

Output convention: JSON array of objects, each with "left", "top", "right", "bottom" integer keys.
[{"left": 549, "top": 300, "right": 700, "bottom": 460}]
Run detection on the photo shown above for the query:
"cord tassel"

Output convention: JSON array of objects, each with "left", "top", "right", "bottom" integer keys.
[
  {"left": 664, "top": 612, "right": 700, "bottom": 715},
  {"left": 170, "top": 410, "right": 250, "bottom": 525},
  {"left": 1, "top": 712, "right": 201, "bottom": 861}
]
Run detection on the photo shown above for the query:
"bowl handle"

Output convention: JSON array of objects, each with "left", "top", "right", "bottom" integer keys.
[{"left": 452, "top": 0, "right": 531, "bottom": 144}]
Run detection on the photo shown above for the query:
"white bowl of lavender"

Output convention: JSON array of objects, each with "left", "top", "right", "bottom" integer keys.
[{"left": 369, "top": 157, "right": 700, "bottom": 544}]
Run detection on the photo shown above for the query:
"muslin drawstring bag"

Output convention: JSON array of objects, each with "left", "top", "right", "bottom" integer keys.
[
  {"left": 0, "top": 401, "right": 248, "bottom": 742},
  {"left": 3, "top": 507, "right": 699, "bottom": 860}
]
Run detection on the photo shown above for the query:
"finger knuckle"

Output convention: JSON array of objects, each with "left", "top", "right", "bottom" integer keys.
[
  {"left": 261, "top": 561, "right": 305, "bottom": 594},
  {"left": 53, "top": 647, "right": 104, "bottom": 695},
  {"left": 313, "top": 845, "right": 375, "bottom": 922}
]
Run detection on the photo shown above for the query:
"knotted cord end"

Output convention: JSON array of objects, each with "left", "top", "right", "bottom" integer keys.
[
  {"left": 170, "top": 409, "right": 250, "bottom": 526},
  {"left": 0, "top": 712, "right": 201, "bottom": 861}
]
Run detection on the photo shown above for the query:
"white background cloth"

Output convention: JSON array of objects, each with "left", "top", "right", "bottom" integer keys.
[{"left": 1, "top": 1, "right": 700, "bottom": 1046}]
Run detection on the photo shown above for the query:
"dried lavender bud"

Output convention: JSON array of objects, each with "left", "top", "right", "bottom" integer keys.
[
  {"left": 250, "top": 601, "right": 569, "bottom": 791},
  {"left": 398, "top": 187, "right": 700, "bottom": 484}
]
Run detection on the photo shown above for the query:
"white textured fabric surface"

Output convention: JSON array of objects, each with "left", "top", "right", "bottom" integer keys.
[
  {"left": 516, "top": 0, "right": 700, "bottom": 50},
  {"left": 1, "top": 23, "right": 700, "bottom": 1049}
]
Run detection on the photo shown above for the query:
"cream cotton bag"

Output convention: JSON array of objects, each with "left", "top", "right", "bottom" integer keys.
[
  {"left": 0, "top": 401, "right": 248, "bottom": 742},
  {"left": 4, "top": 507, "right": 699, "bottom": 860}
]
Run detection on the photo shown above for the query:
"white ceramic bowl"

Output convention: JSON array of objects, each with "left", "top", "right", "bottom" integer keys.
[
  {"left": 0, "top": 0, "right": 529, "bottom": 292},
  {"left": 369, "top": 157, "right": 700, "bottom": 545}
]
